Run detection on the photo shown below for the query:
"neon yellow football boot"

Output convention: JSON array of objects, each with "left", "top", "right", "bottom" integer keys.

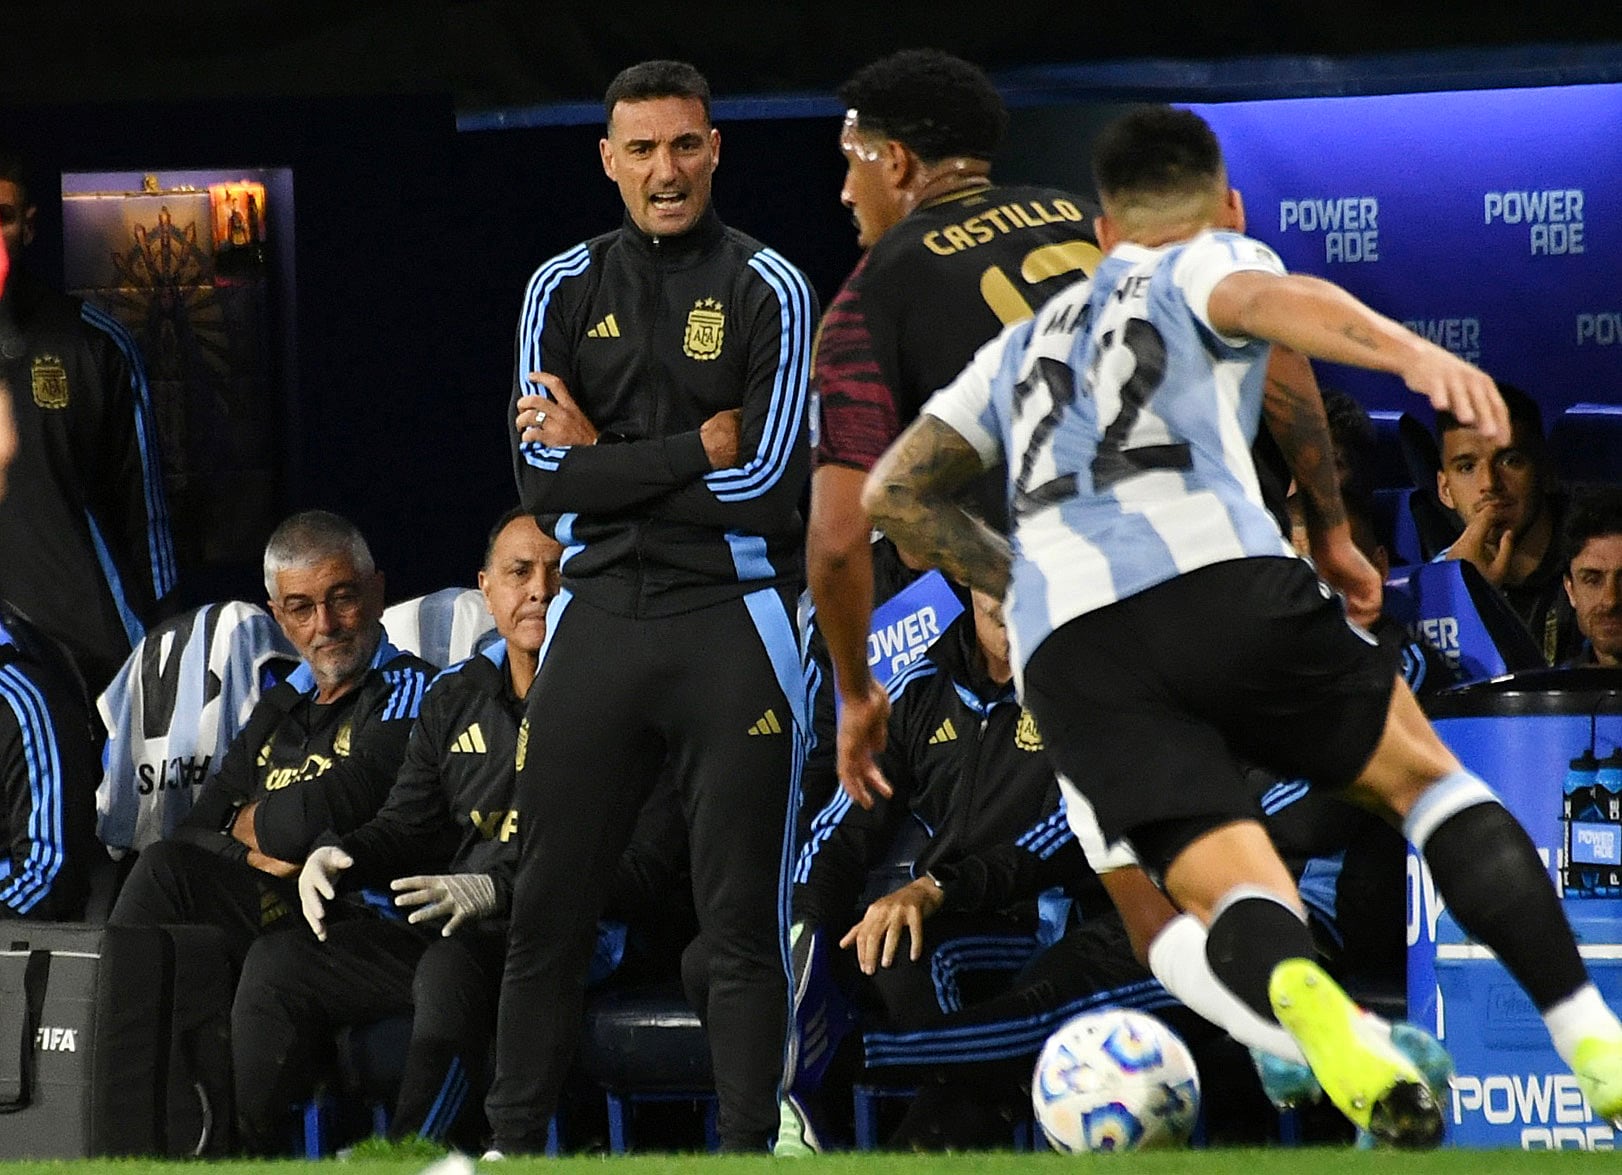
[
  {"left": 1269, "top": 958, "right": 1444, "bottom": 1148},
  {"left": 1573, "top": 1036, "right": 1622, "bottom": 1125}
]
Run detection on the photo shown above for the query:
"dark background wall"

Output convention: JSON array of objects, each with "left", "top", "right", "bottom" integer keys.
[
  {"left": 0, "top": 94, "right": 864, "bottom": 603},
  {"left": 3, "top": 7, "right": 1620, "bottom": 603}
]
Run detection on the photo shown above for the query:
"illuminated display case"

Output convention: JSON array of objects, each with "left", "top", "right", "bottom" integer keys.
[{"left": 61, "top": 167, "right": 293, "bottom": 581}]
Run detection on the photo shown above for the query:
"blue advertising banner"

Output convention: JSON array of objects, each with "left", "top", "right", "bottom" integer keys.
[{"left": 1196, "top": 85, "right": 1622, "bottom": 417}]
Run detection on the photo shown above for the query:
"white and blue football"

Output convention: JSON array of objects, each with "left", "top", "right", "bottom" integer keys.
[{"left": 1031, "top": 1009, "right": 1201, "bottom": 1152}]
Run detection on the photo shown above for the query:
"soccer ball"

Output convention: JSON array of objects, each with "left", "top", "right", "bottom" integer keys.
[{"left": 1031, "top": 1009, "right": 1201, "bottom": 1152}]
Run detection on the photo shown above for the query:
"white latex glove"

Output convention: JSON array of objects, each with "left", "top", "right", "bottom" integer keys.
[
  {"left": 299, "top": 845, "right": 353, "bottom": 941},
  {"left": 391, "top": 873, "right": 497, "bottom": 936}
]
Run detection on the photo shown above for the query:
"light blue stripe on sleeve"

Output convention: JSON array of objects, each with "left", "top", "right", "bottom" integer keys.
[
  {"left": 0, "top": 665, "right": 66, "bottom": 913},
  {"left": 704, "top": 249, "right": 812, "bottom": 501}
]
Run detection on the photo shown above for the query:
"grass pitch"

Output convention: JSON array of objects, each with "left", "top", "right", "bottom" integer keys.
[{"left": 0, "top": 1150, "right": 1618, "bottom": 1175}]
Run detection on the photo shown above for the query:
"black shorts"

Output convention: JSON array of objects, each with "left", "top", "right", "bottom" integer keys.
[{"left": 1022, "top": 557, "right": 1398, "bottom": 859}]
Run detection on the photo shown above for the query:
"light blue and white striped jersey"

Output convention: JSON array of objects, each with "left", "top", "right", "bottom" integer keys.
[{"left": 923, "top": 229, "right": 1297, "bottom": 682}]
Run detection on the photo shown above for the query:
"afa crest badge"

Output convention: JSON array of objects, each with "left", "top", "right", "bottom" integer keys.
[
  {"left": 683, "top": 298, "right": 725, "bottom": 360},
  {"left": 31, "top": 354, "right": 69, "bottom": 409},
  {"left": 515, "top": 717, "right": 529, "bottom": 772},
  {"left": 1015, "top": 708, "right": 1044, "bottom": 752}
]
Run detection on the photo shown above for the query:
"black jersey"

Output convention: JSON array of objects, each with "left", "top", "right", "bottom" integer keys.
[
  {"left": 813, "top": 182, "right": 1101, "bottom": 474},
  {"left": 0, "top": 271, "right": 177, "bottom": 695},
  {"left": 511, "top": 207, "right": 817, "bottom": 618},
  {"left": 0, "top": 601, "right": 98, "bottom": 918},
  {"left": 172, "top": 635, "right": 432, "bottom": 864}
]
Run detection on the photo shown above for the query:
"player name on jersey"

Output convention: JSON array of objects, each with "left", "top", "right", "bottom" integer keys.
[{"left": 921, "top": 199, "right": 1090, "bottom": 256}]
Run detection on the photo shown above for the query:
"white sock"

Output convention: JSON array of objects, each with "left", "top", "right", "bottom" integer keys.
[
  {"left": 1147, "top": 912, "right": 1306, "bottom": 1064},
  {"left": 1544, "top": 983, "right": 1622, "bottom": 1068}
]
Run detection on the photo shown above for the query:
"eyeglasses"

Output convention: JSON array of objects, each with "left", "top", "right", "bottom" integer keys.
[{"left": 277, "top": 588, "right": 365, "bottom": 625}]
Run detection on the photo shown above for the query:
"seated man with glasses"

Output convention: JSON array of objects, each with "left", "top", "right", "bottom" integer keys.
[{"left": 110, "top": 510, "right": 435, "bottom": 971}]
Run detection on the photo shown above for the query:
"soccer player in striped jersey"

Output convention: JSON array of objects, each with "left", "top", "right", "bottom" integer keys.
[{"left": 863, "top": 105, "right": 1622, "bottom": 1146}]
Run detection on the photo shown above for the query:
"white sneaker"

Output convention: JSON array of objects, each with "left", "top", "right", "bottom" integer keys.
[
  {"left": 773, "top": 1094, "right": 822, "bottom": 1157},
  {"left": 477, "top": 1151, "right": 505, "bottom": 1163}
]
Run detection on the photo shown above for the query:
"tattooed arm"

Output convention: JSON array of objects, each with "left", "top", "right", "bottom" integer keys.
[
  {"left": 1262, "top": 345, "right": 1381, "bottom": 626},
  {"left": 862, "top": 416, "right": 1011, "bottom": 598},
  {"left": 1208, "top": 270, "right": 1507, "bottom": 444}
]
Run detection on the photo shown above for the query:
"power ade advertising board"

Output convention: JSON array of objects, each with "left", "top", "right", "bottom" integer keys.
[
  {"left": 1407, "top": 677, "right": 1622, "bottom": 1148},
  {"left": 1196, "top": 85, "right": 1622, "bottom": 417}
]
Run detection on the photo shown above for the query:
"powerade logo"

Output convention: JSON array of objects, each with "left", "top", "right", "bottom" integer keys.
[
  {"left": 1452, "top": 1073, "right": 1615, "bottom": 1149},
  {"left": 1483, "top": 189, "right": 1586, "bottom": 255},
  {"left": 1277, "top": 197, "right": 1379, "bottom": 263},
  {"left": 1406, "top": 853, "right": 1445, "bottom": 948},
  {"left": 1571, "top": 822, "right": 1621, "bottom": 866},
  {"left": 1401, "top": 318, "right": 1481, "bottom": 363},
  {"left": 1577, "top": 312, "right": 1622, "bottom": 346},
  {"left": 867, "top": 606, "right": 942, "bottom": 681},
  {"left": 865, "top": 571, "right": 964, "bottom": 688},
  {"left": 1413, "top": 616, "right": 1461, "bottom": 672}
]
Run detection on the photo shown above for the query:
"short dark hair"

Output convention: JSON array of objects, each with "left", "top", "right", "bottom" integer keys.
[
  {"left": 1564, "top": 485, "right": 1622, "bottom": 573},
  {"left": 0, "top": 145, "right": 30, "bottom": 207},
  {"left": 837, "top": 49, "right": 1007, "bottom": 164},
  {"left": 1322, "top": 387, "right": 1378, "bottom": 503},
  {"left": 1436, "top": 381, "right": 1545, "bottom": 451},
  {"left": 483, "top": 506, "right": 535, "bottom": 569},
  {"left": 604, "top": 60, "right": 711, "bottom": 128},
  {"left": 1092, "top": 106, "right": 1224, "bottom": 205}
]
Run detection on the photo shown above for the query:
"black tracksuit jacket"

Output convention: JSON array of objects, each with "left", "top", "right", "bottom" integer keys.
[
  {"left": 794, "top": 614, "right": 1108, "bottom": 931},
  {"left": 509, "top": 206, "right": 816, "bottom": 616}
]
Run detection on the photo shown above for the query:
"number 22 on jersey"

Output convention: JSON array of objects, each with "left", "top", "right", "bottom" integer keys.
[{"left": 1010, "top": 283, "right": 1191, "bottom": 518}]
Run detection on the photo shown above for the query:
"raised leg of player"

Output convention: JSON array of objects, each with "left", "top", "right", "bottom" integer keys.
[{"left": 1346, "top": 679, "right": 1622, "bottom": 1121}]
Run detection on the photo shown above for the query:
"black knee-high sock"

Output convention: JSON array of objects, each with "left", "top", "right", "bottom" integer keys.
[
  {"left": 1421, "top": 802, "right": 1587, "bottom": 1010},
  {"left": 1205, "top": 895, "right": 1316, "bottom": 1022}
]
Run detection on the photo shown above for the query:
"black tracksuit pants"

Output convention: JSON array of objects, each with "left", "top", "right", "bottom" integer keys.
[
  {"left": 108, "top": 839, "right": 299, "bottom": 971},
  {"left": 487, "top": 590, "right": 803, "bottom": 1153},
  {"left": 231, "top": 914, "right": 507, "bottom": 1153}
]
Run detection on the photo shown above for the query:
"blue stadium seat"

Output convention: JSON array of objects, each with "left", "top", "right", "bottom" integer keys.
[
  {"left": 1550, "top": 402, "right": 1622, "bottom": 486},
  {"left": 1367, "top": 410, "right": 1413, "bottom": 490},
  {"left": 1372, "top": 486, "right": 1425, "bottom": 568},
  {"left": 1384, "top": 560, "right": 1545, "bottom": 683},
  {"left": 577, "top": 981, "right": 718, "bottom": 1153}
]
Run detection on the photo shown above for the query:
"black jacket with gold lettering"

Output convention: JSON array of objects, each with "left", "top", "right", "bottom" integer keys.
[
  {"left": 172, "top": 634, "right": 432, "bottom": 865},
  {"left": 509, "top": 207, "right": 817, "bottom": 617},
  {"left": 793, "top": 613, "right": 1107, "bottom": 932},
  {"left": 813, "top": 182, "right": 1101, "bottom": 479},
  {"left": 0, "top": 271, "right": 178, "bottom": 696},
  {"left": 327, "top": 641, "right": 693, "bottom": 923}
]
